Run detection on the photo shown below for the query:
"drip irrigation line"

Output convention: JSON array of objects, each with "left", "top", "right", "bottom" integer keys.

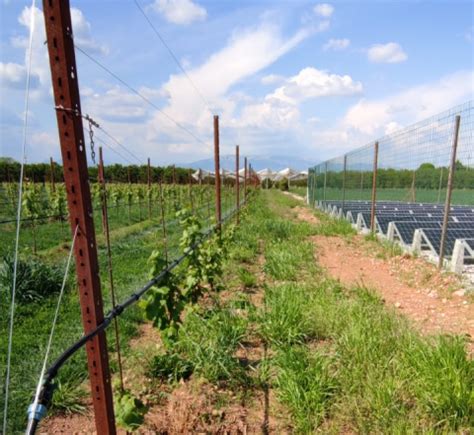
[
  {"left": 25, "top": 203, "right": 242, "bottom": 435},
  {"left": 132, "top": 0, "right": 213, "bottom": 115},
  {"left": 74, "top": 44, "right": 210, "bottom": 148},
  {"left": 3, "top": 2, "right": 36, "bottom": 433}
]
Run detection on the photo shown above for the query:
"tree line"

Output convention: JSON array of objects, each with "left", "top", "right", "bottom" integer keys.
[
  {"left": 312, "top": 162, "right": 474, "bottom": 190},
  {"left": 0, "top": 158, "right": 201, "bottom": 184}
]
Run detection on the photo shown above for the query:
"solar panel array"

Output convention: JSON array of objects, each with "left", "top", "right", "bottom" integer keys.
[{"left": 325, "top": 200, "right": 474, "bottom": 259}]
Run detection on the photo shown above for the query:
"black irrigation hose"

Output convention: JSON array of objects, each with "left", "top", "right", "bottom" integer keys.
[{"left": 25, "top": 204, "right": 242, "bottom": 435}]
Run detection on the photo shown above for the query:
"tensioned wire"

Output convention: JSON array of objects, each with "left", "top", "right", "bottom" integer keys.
[
  {"left": 3, "top": 1, "right": 36, "bottom": 433},
  {"left": 29, "top": 226, "right": 79, "bottom": 421}
]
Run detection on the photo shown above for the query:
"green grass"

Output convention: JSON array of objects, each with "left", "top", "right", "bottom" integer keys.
[
  {"left": 174, "top": 305, "right": 248, "bottom": 385},
  {"left": 312, "top": 187, "right": 474, "bottom": 205},
  {"left": 255, "top": 190, "right": 473, "bottom": 433},
  {"left": 274, "top": 345, "right": 337, "bottom": 433}
]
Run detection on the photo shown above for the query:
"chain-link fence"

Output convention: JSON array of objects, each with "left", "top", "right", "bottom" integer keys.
[{"left": 308, "top": 101, "right": 474, "bottom": 271}]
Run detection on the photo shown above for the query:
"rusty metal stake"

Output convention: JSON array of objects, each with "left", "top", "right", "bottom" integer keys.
[
  {"left": 158, "top": 174, "right": 168, "bottom": 263},
  {"left": 214, "top": 115, "right": 222, "bottom": 228},
  {"left": 235, "top": 145, "right": 240, "bottom": 223},
  {"left": 98, "top": 147, "right": 125, "bottom": 394},
  {"left": 244, "top": 157, "right": 248, "bottom": 204},
  {"left": 370, "top": 141, "right": 379, "bottom": 233},
  {"left": 42, "top": 1, "right": 116, "bottom": 432},
  {"left": 147, "top": 157, "right": 152, "bottom": 219},
  {"left": 50, "top": 157, "right": 56, "bottom": 192},
  {"left": 438, "top": 115, "right": 461, "bottom": 269}
]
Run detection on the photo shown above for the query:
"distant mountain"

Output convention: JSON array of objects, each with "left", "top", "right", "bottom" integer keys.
[{"left": 185, "top": 155, "right": 319, "bottom": 172}]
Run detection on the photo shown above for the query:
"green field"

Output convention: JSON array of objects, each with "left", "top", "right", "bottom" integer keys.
[{"left": 310, "top": 187, "right": 474, "bottom": 205}]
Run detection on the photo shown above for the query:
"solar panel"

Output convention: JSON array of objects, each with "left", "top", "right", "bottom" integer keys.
[
  {"left": 420, "top": 228, "right": 474, "bottom": 256},
  {"left": 393, "top": 221, "right": 441, "bottom": 244}
]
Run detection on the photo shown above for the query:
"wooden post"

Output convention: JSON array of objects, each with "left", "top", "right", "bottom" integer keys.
[
  {"left": 235, "top": 145, "right": 240, "bottom": 223},
  {"left": 438, "top": 115, "right": 461, "bottom": 269},
  {"left": 50, "top": 157, "right": 56, "bottom": 192},
  {"left": 370, "top": 141, "right": 379, "bottom": 233},
  {"left": 214, "top": 116, "right": 222, "bottom": 227},
  {"left": 42, "top": 1, "right": 115, "bottom": 432}
]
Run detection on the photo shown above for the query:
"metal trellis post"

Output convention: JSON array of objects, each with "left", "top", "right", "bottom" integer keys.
[
  {"left": 42, "top": 1, "right": 116, "bottom": 433},
  {"left": 50, "top": 157, "right": 56, "bottom": 192},
  {"left": 214, "top": 115, "right": 222, "bottom": 228},
  {"left": 235, "top": 145, "right": 240, "bottom": 223},
  {"left": 438, "top": 115, "right": 461, "bottom": 269},
  {"left": 147, "top": 157, "right": 151, "bottom": 219},
  {"left": 244, "top": 156, "right": 248, "bottom": 203}
]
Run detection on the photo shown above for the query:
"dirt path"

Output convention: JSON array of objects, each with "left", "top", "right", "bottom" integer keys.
[{"left": 296, "top": 207, "right": 474, "bottom": 352}]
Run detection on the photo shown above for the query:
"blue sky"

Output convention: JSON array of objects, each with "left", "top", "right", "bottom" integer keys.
[{"left": 0, "top": 0, "right": 473, "bottom": 166}]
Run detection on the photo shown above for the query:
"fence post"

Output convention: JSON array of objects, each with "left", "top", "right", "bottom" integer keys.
[
  {"left": 214, "top": 115, "right": 222, "bottom": 228},
  {"left": 341, "top": 155, "right": 347, "bottom": 218},
  {"left": 437, "top": 167, "right": 444, "bottom": 203},
  {"left": 370, "top": 141, "right": 379, "bottom": 233},
  {"left": 410, "top": 170, "right": 416, "bottom": 203},
  {"left": 235, "top": 145, "right": 240, "bottom": 223},
  {"left": 323, "top": 162, "right": 328, "bottom": 206},
  {"left": 312, "top": 168, "right": 317, "bottom": 207},
  {"left": 438, "top": 115, "right": 461, "bottom": 269},
  {"left": 42, "top": 1, "right": 115, "bottom": 432},
  {"left": 49, "top": 157, "right": 55, "bottom": 192}
]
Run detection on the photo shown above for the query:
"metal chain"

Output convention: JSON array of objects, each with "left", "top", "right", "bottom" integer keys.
[{"left": 88, "top": 118, "right": 96, "bottom": 164}]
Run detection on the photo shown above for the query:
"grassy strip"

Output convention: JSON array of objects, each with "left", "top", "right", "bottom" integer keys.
[{"left": 257, "top": 190, "right": 473, "bottom": 433}]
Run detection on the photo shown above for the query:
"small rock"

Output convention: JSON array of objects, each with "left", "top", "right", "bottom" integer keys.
[
  {"left": 453, "top": 289, "right": 466, "bottom": 297},
  {"left": 394, "top": 302, "right": 402, "bottom": 308},
  {"left": 442, "top": 298, "right": 447, "bottom": 304}
]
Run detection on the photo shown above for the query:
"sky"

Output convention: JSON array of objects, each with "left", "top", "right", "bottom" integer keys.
[{"left": 0, "top": 0, "right": 473, "bottom": 167}]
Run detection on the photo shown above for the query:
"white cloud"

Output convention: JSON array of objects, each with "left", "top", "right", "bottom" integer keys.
[
  {"left": 152, "top": 0, "right": 207, "bottom": 25},
  {"left": 343, "top": 70, "right": 474, "bottom": 136},
  {"left": 269, "top": 67, "right": 363, "bottom": 105},
  {"left": 70, "top": 8, "right": 109, "bottom": 55},
  {"left": 158, "top": 21, "right": 313, "bottom": 135},
  {"left": 261, "top": 74, "right": 285, "bottom": 85},
  {"left": 367, "top": 42, "right": 407, "bottom": 63},
  {"left": 314, "top": 3, "right": 334, "bottom": 18},
  {"left": 0, "top": 62, "right": 28, "bottom": 88},
  {"left": 235, "top": 98, "right": 300, "bottom": 130},
  {"left": 323, "top": 38, "right": 350, "bottom": 51},
  {"left": 8, "top": 5, "right": 107, "bottom": 96}
]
